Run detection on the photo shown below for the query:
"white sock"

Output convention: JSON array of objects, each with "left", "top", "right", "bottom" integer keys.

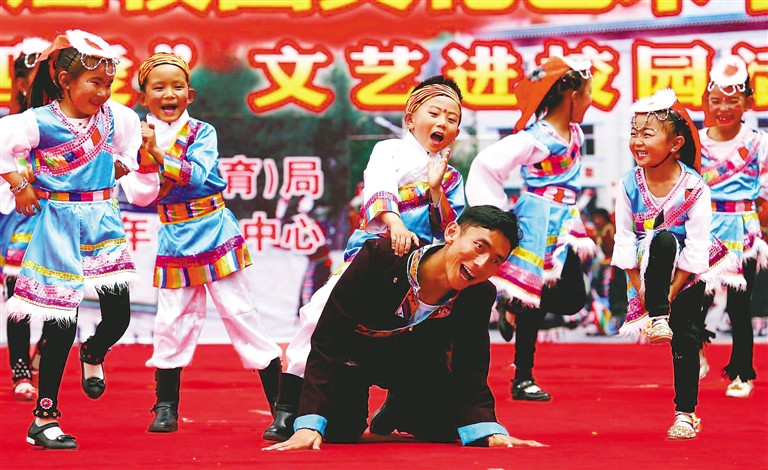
[{"left": 84, "top": 363, "right": 104, "bottom": 380}]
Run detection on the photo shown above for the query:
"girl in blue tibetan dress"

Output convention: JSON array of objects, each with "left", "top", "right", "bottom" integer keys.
[
  {"left": 132, "top": 53, "right": 283, "bottom": 434},
  {"left": 612, "top": 88, "right": 736, "bottom": 440},
  {"left": 698, "top": 55, "right": 768, "bottom": 398},
  {"left": 264, "top": 75, "right": 466, "bottom": 442},
  {"left": 0, "top": 30, "right": 142, "bottom": 450},
  {"left": 466, "top": 56, "right": 596, "bottom": 402}
]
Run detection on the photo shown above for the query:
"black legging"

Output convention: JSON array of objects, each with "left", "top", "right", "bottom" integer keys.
[
  {"left": 670, "top": 282, "right": 707, "bottom": 413},
  {"left": 6, "top": 277, "right": 42, "bottom": 383},
  {"left": 644, "top": 231, "right": 677, "bottom": 318},
  {"left": 34, "top": 319, "right": 77, "bottom": 418},
  {"left": 702, "top": 259, "right": 757, "bottom": 381},
  {"left": 34, "top": 285, "right": 131, "bottom": 418},
  {"left": 81, "top": 285, "right": 132, "bottom": 364},
  {"left": 514, "top": 248, "right": 587, "bottom": 381}
]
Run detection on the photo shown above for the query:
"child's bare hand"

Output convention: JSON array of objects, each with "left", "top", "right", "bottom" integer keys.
[
  {"left": 114, "top": 160, "right": 130, "bottom": 180},
  {"left": 14, "top": 185, "right": 40, "bottom": 216},
  {"left": 428, "top": 147, "right": 450, "bottom": 191},
  {"left": 21, "top": 165, "right": 35, "bottom": 183},
  {"left": 141, "top": 121, "right": 157, "bottom": 150},
  {"left": 390, "top": 224, "right": 420, "bottom": 257}
]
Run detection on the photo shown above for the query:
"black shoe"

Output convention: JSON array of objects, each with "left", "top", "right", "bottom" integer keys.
[
  {"left": 262, "top": 405, "right": 296, "bottom": 442},
  {"left": 497, "top": 310, "right": 515, "bottom": 342},
  {"left": 496, "top": 297, "right": 517, "bottom": 342},
  {"left": 148, "top": 402, "right": 178, "bottom": 432},
  {"left": 80, "top": 361, "right": 105, "bottom": 400},
  {"left": 369, "top": 403, "right": 395, "bottom": 436},
  {"left": 26, "top": 421, "right": 78, "bottom": 450},
  {"left": 80, "top": 344, "right": 105, "bottom": 400},
  {"left": 511, "top": 379, "right": 551, "bottom": 401}
]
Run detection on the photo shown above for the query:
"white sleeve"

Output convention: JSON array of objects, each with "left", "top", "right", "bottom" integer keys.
[
  {"left": 677, "top": 185, "right": 712, "bottom": 274},
  {"left": 0, "top": 111, "right": 39, "bottom": 174},
  {"left": 117, "top": 171, "right": 159, "bottom": 207},
  {"left": 611, "top": 182, "right": 638, "bottom": 270},
  {"left": 108, "top": 100, "right": 142, "bottom": 171},
  {"left": 108, "top": 101, "right": 160, "bottom": 206},
  {"left": 361, "top": 140, "right": 399, "bottom": 202},
  {"left": 758, "top": 130, "right": 768, "bottom": 201},
  {"left": 360, "top": 140, "right": 401, "bottom": 233},
  {"left": 465, "top": 132, "right": 548, "bottom": 209}
]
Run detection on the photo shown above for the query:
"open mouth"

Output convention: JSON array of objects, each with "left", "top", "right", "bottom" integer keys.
[
  {"left": 460, "top": 264, "right": 475, "bottom": 282},
  {"left": 430, "top": 132, "right": 444, "bottom": 145},
  {"left": 161, "top": 105, "right": 178, "bottom": 115}
]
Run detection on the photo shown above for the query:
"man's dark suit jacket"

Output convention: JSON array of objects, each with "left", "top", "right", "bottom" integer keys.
[{"left": 298, "top": 237, "right": 500, "bottom": 436}]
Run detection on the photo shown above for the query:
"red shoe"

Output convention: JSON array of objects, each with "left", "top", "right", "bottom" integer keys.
[{"left": 13, "top": 378, "right": 37, "bottom": 402}]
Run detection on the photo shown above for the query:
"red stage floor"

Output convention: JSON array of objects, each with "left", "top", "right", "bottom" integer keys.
[{"left": 1, "top": 342, "right": 766, "bottom": 469}]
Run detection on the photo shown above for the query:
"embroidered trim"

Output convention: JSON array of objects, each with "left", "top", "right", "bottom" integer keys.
[
  {"left": 34, "top": 103, "right": 113, "bottom": 176},
  {"left": 712, "top": 199, "right": 755, "bottom": 213},
  {"left": 524, "top": 185, "right": 578, "bottom": 204},
  {"left": 157, "top": 192, "right": 226, "bottom": 224},
  {"left": 526, "top": 123, "right": 581, "bottom": 178},
  {"left": 155, "top": 120, "right": 201, "bottom": 202},
  {"left": 154, "top": 235, "right": 251, "bottom": 288},
  {"left": 701, "top": 129, "right": 761, "bottom": 187},
  {"left": 35, "top": 188, "right": 113, "bottom": 202},
  {"left": 632, "top": 168, "right": 705, "bottom": 232},
  {"left": 361, "top": 191, "right": 399, "bottom": 229}
]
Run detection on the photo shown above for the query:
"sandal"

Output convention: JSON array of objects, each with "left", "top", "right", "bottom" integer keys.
[{"left": 667, "top": 412, "right": 700, "bottom": 440}]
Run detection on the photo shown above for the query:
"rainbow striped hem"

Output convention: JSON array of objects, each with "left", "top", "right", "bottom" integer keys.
[{"left": 154, "top": 237, "right": 251, "bottom": 288}]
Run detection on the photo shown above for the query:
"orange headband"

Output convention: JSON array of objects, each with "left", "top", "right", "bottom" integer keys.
[
  {"left": 405, "top": 83, "right": 461, "bottom": 118},
  {"left": 138, "top": 52, "right": 190, "bottom": 88}
]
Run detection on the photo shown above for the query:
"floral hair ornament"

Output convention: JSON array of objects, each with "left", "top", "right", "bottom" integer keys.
[
  {"left": 631, "top": 88, "right": 701, "bottom": 172},
  {"left": 37, "top": 30, "right": 120, "bottom": 76},
  {"left": 17, "top": 37, "right": 52, "bottom": 68},
  {"left": 513, "top": 55, "right": 592, "bottom": 132},
  {"left": 28, "top": 30, "right": 119, "bottom": 106},
  {"left": 703, "top": 55, "right": 750, "bottom": 127}
]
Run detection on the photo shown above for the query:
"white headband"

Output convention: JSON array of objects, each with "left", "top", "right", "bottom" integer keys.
[{"left": 707, "top": 55, "right": 748, "bottom": 96}]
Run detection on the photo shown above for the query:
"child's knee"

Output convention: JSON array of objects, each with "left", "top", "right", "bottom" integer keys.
[{"left": 650, "top": 231, "right": 677, "bottom": 256}]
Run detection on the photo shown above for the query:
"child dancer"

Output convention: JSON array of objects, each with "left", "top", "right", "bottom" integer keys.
[
  {"left": 612, "top": 88, "right": 724, "bottom": 439},
  {"left": 698, "top": 55, "right": 768, "bottom": 398},
  {"left": 465, "top": 56, "right": 596, "bottom": 401},
  {"left": 134, "top": 53, "right": 283, "bottom": 433},
  {"left": 2, "top": 38, "right": 50, "bottom": 402},
  {"left": 263, "top": 75, "right": 466, "bottom": 441},
  {"left": 0, "top": 30, "right": 142, "bottom": 449}
]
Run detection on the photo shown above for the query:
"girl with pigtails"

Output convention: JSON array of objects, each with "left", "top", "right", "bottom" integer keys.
[
  {"left": 612, "top": 88, "right": 737, "bottom": 439},
  {"left": 466, "top": 56, "right": 596, "bottom": 402},
  {"left": 0, "top": 30, "right": 144, "bottom": 449}
]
